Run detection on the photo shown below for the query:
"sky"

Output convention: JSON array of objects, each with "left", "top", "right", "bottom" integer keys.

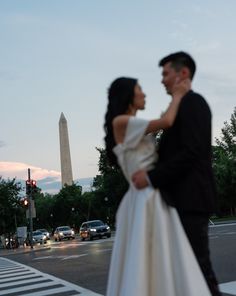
[{"left": 0, "top": 0, "right": 235, "bottom": 193}]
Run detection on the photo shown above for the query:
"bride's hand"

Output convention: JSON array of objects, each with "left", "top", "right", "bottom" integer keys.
[{"left": 172, "top": 78, "right": 191, "bottom": 102}]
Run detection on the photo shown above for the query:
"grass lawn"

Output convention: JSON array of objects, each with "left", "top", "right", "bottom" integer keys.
[{"left": 210, "top": 216, "right": 236, "bottom": 222}]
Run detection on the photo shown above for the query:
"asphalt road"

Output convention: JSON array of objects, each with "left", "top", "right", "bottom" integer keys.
[
  {"left": 1, "top": 236, "right": 113, "bottom": 295},
  {"left": 209, "top": 223, "right": 236, "bottom": 289},
  {"left": 1, "top": 223, "right": 236, "bottom": 296}
]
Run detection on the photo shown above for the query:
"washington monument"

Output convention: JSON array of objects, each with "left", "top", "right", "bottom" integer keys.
[{"left": 59, "top": 112, "right": 73, "bottom": 186}]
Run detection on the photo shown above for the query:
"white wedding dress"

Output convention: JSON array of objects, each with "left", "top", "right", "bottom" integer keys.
[{"left": 106, "top": 116, "right": 211, "bottom": 296}]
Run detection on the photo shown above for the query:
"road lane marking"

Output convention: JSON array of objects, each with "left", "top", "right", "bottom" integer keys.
[
  {"left": 61, "top": 254, "right": 88, "bottom": 260},
  {"left": 33, "top": 249, "right": 112, "bottom": 261},
  {"left": 0, "top": 257, "right": 103, "bottom": 296}
]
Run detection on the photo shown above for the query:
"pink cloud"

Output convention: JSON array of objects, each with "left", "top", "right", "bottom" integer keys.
[{"left": 0, "top": 161, "right": 61, "bottom": 181}]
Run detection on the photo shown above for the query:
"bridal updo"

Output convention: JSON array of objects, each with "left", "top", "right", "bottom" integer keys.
[{"left": 104, "top": 77, "right": 137, "bottom": 166}]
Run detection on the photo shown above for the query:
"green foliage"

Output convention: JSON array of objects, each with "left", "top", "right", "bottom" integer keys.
[
  {"left": 0, "top": 177, "right": 23, "bottom": 234},
  {"left": 216, "top": 107, "right": 236, "bottom": 157},
  {"left": 33, "top": 183, "right": 88, "bottom": 231},
  {"left": 214, "top": 107, "right": 236, "bottom": 215},
  {"left": 34, "top": 192, "right": 55, "bottom": 231},
  {"left": 53, "top": 183, "right": 82, "bottom": 228}
]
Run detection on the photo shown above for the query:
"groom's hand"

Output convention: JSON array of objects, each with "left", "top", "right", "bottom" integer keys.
[{"left": 132, "top": 169, "right": 149, "bottom": 189}]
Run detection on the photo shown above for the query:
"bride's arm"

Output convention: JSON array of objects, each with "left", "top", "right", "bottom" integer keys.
[
  {"left": 112, "top": 79, "right": 190, "bottom": 142},
  {"left": 145, "top": 95, "right": 181, "bottom": 133},
  {"left": 146, "top": 79, "right": 190, "bottom": 134}
]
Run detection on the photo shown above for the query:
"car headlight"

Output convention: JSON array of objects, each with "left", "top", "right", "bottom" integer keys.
[
  {"left": 43, "top": 235, "right": 46, "bottom": 240},
  {"left": 106, "top": 226, "right": 110, "bottom": 230},
  {"left": 59, "top": 232, "right": 63, "bottom": 236},
  {"left": 90, "top": 228, "right": 96, "bottom": 232},
  {"left": 71, "top": 230, "right": 75, "bottom": 235}
]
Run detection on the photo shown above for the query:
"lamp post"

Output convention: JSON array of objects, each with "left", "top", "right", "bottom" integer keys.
[
  {"left": 26, "top": 169, "right": 33, "bottom": 249},
  {"left": 104, "top": 197, "right": 110, "bottom": 224},
  {"left": 50, "top": 213, "right": 53, "bottom": 227}
]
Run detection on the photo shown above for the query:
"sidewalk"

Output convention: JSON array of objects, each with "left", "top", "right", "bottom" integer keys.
[{"left": 0, "top": 243, "right": 51, "bottom": 256}]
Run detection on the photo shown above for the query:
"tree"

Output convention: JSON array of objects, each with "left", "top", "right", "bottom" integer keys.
[
  {"left": 0, "top": 177, "right": 23, "bottom": 235},
  {"left": 34, "top": 192, "right": 55, "bottom": 231},
  {"left": 53, "top": 183, "right": 83, "bottom": 229},
  {"left": 214, "top": 107, "right": 236, "bottom": 215},
  {"left": 32, "top": 183, "right": 95, "bottom": 232}
]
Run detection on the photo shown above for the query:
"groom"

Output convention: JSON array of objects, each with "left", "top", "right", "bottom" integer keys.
[{"left": 132, "top": 52, "right": 221, "bottom": 296}]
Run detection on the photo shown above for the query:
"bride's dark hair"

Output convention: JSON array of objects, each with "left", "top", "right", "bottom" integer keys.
[{"left": 104, "top": 77, "right": 137, "bottom": 166}]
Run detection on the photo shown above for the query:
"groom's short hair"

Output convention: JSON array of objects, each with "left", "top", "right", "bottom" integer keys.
[{"left": 159, "top": 51, "right": 196, "bottom": 80}]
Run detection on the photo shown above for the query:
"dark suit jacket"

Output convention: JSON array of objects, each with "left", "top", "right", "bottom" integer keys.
[{"left": 148, "top": 90, "right": 216, "bottom": 214}]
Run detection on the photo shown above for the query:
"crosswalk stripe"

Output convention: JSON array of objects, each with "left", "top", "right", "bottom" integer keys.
[
  {"left": 0, "top": 281, "right": 62, "bottom": 295},
  {"left": 0, "top": 267, "right": 26, "bottom": 275},
  {"left": 0, "top": 274, "right": 42, "bottom": 283},
  {"left": 0, "top": 270, "right": 34, "bottom": 279},
  {"left": 0, "top": 266, "right": 23, "bottom": 271},
  {"left": 0, "top": 257, "right": 102, "bottom": 296},
  {"left": 18, "top": 286, "right": 79, "bottom": 296},
  {"left": 0, "top": 278, "right": 50, "bottom": 288}
]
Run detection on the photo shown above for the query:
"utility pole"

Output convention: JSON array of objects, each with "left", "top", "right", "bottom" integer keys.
[{"left": 27, "top": 168, "right": 33, "bottom": 249}]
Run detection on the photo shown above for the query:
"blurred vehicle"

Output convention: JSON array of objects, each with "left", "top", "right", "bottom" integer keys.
[
  {"left": 25, "top": 231, "right": 47, "bottom": 245},
  {"left": 36, "top": 228, "right": 50, "bottom": 240},
  {"left": 54, "top": 226, "right": 75, "bottom": 241},
  {"left": 32, "top": 231, "right": 47, "bottom": 244},
  {"left": 79, "top": 220, "right": 111, "bottom": 241},
  {"left": 5, "top": 236, "right": 19, "bottom": 249}
]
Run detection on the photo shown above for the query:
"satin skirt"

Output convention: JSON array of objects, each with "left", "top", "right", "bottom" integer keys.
[{"left": 106, "top": 187, "right": 211, "bottom": 296}]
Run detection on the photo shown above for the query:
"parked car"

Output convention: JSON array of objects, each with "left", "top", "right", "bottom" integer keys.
[
  {"left": 79, "top": 220, "right": 111, "bottom": 241},
  {"left": 36, "top": 228, "right": 50, "bottom": 240},
  {"left": 54, "top": 226, "right": 75, "bottom": 241}
]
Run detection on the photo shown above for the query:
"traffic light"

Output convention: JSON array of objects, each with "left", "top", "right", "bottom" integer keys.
[
  {"left": 25, "top": 179, "right": 38, "bottom": 195},
  {"left": 26, "top": 180, "right": 31, "bottom": 195},
  {"left": 31, "top": 180, "right": 37, "bottom": 194},
  {"left": 22, "top": 198, "right": 29, "bottom": 208}
]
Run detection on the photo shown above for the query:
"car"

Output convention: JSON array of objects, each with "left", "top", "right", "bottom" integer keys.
[
  {"left": 54, "top": 226, "right": 75, "bottom": 241},
  {"left": 79, "top": 220, "right": 111, "bottom": 241},
  {"left": 36, "top": 228, "right": 50, "bottom": 240},
  {"left": 24, "top": 231, "right": 47, "bottom": 246},
  {"left": 32, "top": 231, "right": 47, "bottom": 245}
]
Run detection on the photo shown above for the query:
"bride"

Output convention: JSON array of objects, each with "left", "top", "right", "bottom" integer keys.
[{"left": 104, "top": 77, "right": 211, "bottom": 296}]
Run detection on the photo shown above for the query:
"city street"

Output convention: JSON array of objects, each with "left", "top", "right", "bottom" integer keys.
[{"left": 1, "top": 223, "right": 236, "bottom": 295}]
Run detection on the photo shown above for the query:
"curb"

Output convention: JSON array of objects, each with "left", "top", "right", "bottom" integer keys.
[
  {"left": 0, "top": 245, "right": 51, "bottom": 256},
  {"left": 209, "top": 220, "right": 236, "bottom": 225}
]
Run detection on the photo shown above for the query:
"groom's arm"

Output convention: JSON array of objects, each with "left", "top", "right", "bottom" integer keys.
[{"left": 147, "top": 92, "right": 211, "bottom": 189}]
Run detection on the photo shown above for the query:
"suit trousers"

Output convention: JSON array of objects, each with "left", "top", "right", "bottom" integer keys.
[{"left": 178, "top": 212, "right": 221, "bottom": 296}]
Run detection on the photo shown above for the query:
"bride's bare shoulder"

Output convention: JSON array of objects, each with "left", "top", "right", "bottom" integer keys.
[
  {"left": 112, "top": 115, "right": 131, "bottom": 130},
  {"left": 112, "top": 115, "right": 132, "bottom": 144}
]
